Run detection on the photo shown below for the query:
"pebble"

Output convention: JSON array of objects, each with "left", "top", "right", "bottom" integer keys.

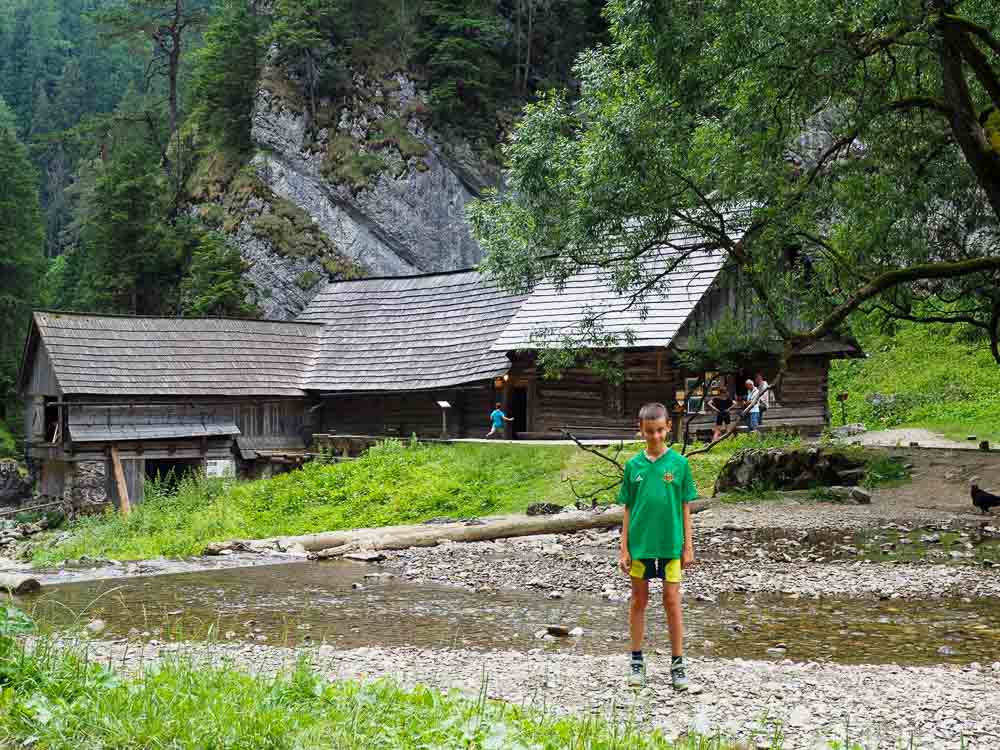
[{"left": 53, "top": 637, "right": 1000, "bottom": 750}]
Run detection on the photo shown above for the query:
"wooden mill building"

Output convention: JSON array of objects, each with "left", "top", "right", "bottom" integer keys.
[{"left": 18, "top": 244, "right": 859, "bottom": 509}]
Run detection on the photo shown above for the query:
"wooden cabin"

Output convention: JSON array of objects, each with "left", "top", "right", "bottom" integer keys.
[
  {"left": 488, "top": 245, "right": 860, "bottom": 440},
  {"left": 298, "top": 270, "right": 525, "bottom": 439},
  {"left": 18, "top": 244, "right": 860, "bottom": 509},
  {"left": 19, "top": 313, "right": 322, "bottom": 511}
]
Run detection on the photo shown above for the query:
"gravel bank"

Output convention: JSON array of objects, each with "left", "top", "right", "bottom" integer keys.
[
  {"left": 382, "top": 528, "right": 1000, "bottom": 601},
  {"left": 66, "top": 637, "right": 1000, "bottom": 750}
]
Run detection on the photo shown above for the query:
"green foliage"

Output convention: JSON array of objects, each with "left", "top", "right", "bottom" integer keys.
[
  {"left": 370, "top": 118, "right": 430, "bottom": 159},
  {"left": 78, "top": 144, "right": 184, "bottom": 314},
  {"left": 0, "top": 422, "right": 17, "bottom": 459},
  {"left": 321, "top": 133, "right": 387, "bottom": 191},
  {"left": 677, "top": 310, "right": 777, "bottom": 376},
  {"left": 295, "top": 271, "right": 320, "bottom": 291},
  {"left": 0, "top": 622, "right": 759, "bottom": 750},
  {"left": 0, "top": 118, "right": 44, "bottom": 409},
  {"left": 179, "top": 229, "right": 260, "bottom": 318},
  {"left": 417, "top": 1, "right": 506, "bottom": 128},
  {"left": 829, "top": 319, "right": 1000, "bottom": 442},
  {"left": 0, "top": 606, "right": 33, "bottom": 664},
  {"left": 190, "top": 0, "right": 262, "bottom": 154},
  {"left": 470, "top": 0, "right": 1000, "bottom": 366},
  {"left": 35, "top": 435, "right": 790, "bottom": 564}
]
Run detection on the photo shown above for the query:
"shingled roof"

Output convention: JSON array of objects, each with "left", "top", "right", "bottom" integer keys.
[
  {"left": 298, "top": 270, "right": 526, "bottom": 392},
  {"left": 26, "top": 312, "right": 322, "bottom": 396},
  {"left": 492, "top": 244, "right": 727, "bottom": 352}
]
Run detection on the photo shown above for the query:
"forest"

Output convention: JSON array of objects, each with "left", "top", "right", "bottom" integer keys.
[{"left": 0, "top": 0, "right": 607, "bottom": 443}]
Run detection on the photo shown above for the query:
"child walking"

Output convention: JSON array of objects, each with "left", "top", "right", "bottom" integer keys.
[
  {"left": 485, "top": 402, "right": 513, "bottom": 438},
  {"left": 618, "top": 402, "right": 697, "bottom": 690}
]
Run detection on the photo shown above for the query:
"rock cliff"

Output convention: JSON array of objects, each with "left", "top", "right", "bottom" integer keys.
[{"left": 206, "top": 64, "right": 498, "bottom": 320}]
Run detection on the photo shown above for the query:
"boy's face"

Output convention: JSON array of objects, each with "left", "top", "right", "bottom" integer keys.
[{"left": 639, "top": 417, "right": 670, "bottom": 449}]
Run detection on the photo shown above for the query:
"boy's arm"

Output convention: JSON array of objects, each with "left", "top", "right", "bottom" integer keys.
[
  {"left": 681, "top": 462, "right": 697, "bottom": 567},
  {"left": 619, "top": 505, "right": 631, "bottom": 574},
  {"left": 681, "top": 503, "right": 694, "bottom": 567}
]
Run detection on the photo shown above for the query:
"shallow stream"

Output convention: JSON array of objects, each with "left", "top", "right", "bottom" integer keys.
[{"left": 14, "top": 560, "right": 1000, "bottom": 666}]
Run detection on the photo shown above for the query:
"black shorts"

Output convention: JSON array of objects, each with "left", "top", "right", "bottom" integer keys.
[
  {"left": 715, "top": 413, "right": 731, "bottom": 426},
  {"left": 629, "top": 558, "right": 682, "bottom": 581}
]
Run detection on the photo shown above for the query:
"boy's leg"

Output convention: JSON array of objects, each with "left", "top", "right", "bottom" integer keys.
[
  {"left": 629, "top": 576, "right": 650, "bottom": 651},
  {"left": 663, "top": 563, "right": 689, "bottom": 691},
  {"left": 663, "top": 580, "right": 683, "bottom": 656},
  {"left": 628, "top": 575, "right": 650, "bottom": 686}
]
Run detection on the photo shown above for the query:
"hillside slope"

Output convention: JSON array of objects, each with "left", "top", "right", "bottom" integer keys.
[{"left": 829, "top": 322, "right": 1000, "bottom": 442}]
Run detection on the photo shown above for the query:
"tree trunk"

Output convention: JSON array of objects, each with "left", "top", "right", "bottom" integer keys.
[
  {"left": 939, "top": 16, "right": 1000, "bottom": 221},
  {"left": 167, "top": 0, "right": 182, "bottom": 138},
  {"left": 203, "top": 502, "right": 712, "bottom": 556}
]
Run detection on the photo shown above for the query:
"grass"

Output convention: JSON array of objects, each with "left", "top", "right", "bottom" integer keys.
[
  {"left": 7, "top": 612, "right": 638, "bottom": 750},
  {"left": 32, "top": 435, "right": 791, "bottom": 565},
  {"left": 0, "top": 608, "right": 863, "bottom": 750},
  {"left": 829, "top": 320, "right": 1000, "bottom": 443}
]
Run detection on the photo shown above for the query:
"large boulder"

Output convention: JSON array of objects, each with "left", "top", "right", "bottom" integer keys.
[
  {"left": 0, "top": 460, "right": 31, "bottom": 507},
  {"left": 713, "top": 447, "right": 867, "bottom": 495}
]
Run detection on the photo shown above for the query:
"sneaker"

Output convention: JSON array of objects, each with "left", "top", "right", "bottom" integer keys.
[
  {"left": 628, "top": 658, "right": 646, "bottom": 688},
  {"left": 670, "top": 657, "right": 689, "bottom": 691}
]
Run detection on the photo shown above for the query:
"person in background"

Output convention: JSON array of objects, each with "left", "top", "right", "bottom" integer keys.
[
  {"left": 707, "top": 375, "right": 736, "bottom": 442},
  {"left": 486, "top": 402, "right": 514, "bottom": 438},
  {"left": 744, "top": 378, "right": 762, "bottom": 432},
  {"left": 754, "top": 372, "right": 772, "bottom": 424}
]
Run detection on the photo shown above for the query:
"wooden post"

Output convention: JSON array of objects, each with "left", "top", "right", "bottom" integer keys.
[{"left": 110, "top": 445, "right": 131, "bottom": 516}]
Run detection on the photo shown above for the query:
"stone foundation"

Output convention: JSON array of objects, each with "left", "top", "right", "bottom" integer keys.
[{"left": 65, "top": 460, "right": 110, "bottom": 515}]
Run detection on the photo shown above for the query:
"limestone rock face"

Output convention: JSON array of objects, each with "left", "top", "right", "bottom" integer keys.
[{"left": 246, "top": 69, "right": 492, "bottom": 281}]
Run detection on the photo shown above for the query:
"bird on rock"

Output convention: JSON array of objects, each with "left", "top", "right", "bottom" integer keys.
[{"left": 971, "top": 484, "right": 1000, "bottom": 514}]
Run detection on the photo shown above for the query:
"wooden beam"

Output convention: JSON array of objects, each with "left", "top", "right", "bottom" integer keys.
[{"left": 110, "top": 445, "right": 131, "bottom": 516}]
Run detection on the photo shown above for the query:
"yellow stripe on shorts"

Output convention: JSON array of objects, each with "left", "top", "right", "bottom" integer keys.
[
  {"left": 664, "top": 559, "right": 682, "bottom": 583},
  {"left": 628, "top": 559, "right": 683, "bottom": 582}
]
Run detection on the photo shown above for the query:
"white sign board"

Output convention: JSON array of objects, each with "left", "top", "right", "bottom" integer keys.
[{"left": 205, "top": 459, "right": 235, "bottom": 478}]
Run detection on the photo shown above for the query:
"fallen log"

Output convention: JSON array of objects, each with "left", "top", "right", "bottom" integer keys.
[
  {"left": 203, "top": 500, "right": 713, "bottom": 557},
  {"left": 0, "top": 574, "right": 41, "bottom": 595}
]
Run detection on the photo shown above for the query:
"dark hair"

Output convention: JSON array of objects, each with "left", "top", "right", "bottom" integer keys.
[
  {"left": 495, "top": 402, "right": 502, "bottom": 408},
  {"left": 638, "top": 402, "right": 669, "bottom": 423}
]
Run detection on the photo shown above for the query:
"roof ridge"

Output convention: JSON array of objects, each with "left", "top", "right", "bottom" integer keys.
[{"left": 33, "top": 309, "right": 325, "bottom": 326}]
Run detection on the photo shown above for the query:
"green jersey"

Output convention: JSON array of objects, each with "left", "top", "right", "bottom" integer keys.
[{"left": 617, "top": 448, "right": 698, "bottom": 560}]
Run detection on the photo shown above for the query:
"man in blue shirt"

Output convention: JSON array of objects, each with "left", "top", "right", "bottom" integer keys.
[{"left": 486, "top": 402, "right": 513, "bottom": 438}]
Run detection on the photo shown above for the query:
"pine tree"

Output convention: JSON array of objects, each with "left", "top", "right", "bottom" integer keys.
[
  {"left": 180, "top": 229, "right": 259, "bottom": 318},
  {"left": 191, "top": 0, "right": 263, "bottom": 153},
  {"left": 0, "top": 105, "right": 45, "bottom": 413},
  {"left": 417, "top": 0, "right": 505, "bottom": 127},
  {"left": 81, "top": 145, "right": 183, "bottom": 315}
]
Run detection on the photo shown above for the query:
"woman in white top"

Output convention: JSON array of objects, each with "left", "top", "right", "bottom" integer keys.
[{"left": 745, "top": 379, "right": 761, "bottom": 432}]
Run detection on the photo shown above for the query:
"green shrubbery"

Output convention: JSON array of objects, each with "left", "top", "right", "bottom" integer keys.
[
  {"left": 829, "top": 321, "right": 1000, "bottom": 441},
  {"left": 33, "top": 437, "right": 776, "bottom": 564},
  {"left": 0, "top": 421, "right": 16, "bottom": 458}
]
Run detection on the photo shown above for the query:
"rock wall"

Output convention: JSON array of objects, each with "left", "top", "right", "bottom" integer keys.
[
  {"left": 238, "top": 67, "right": 493, "bottom": 295},
  {"left": 65, "top": 460, "right": 110, "bottom": 515},
  {"left": 0, "top": 460, "right": 30, "bottom": 508}
]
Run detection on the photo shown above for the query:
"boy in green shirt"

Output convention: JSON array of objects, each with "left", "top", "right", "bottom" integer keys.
[{"left": 618, "top": 402, "right": 697, "bottom": 690}]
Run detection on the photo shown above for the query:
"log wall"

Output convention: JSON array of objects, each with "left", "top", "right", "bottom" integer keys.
[
  {"left": 510, "top": 352, "right": 682, "bottom": 439},
  {"left": 511, "top": 351, "right": 832, "bottom": 439},
  {"left": 321, "top": 384, "right": 497, "bottom": 439}
]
